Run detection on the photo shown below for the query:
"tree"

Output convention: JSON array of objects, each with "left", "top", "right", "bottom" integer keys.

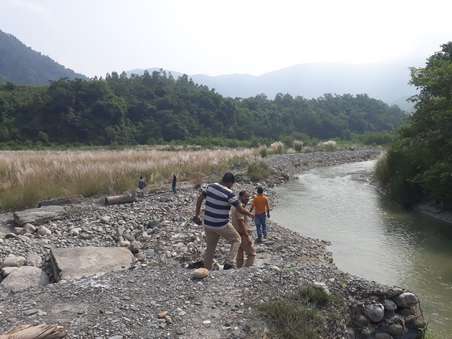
[{"left": 378, "top": 42, "right": 452, "bottom": 208}]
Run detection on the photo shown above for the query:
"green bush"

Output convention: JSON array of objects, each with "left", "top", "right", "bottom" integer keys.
[
  {"left": 247, "top": 161, "right": 272, "bottom": 181},
  {"left": 375, "top": 43, "right": 452, "bottom": 209},
  {"left": 259, "top": 147, "right": 268, "bottom": 158},
  {"left": 293, "top": 140, "right": 303, "bottom": 152}
]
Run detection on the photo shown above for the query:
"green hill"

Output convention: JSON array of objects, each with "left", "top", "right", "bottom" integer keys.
[{"left": 0, "top": 30, "right": 85, "bottom": 85}]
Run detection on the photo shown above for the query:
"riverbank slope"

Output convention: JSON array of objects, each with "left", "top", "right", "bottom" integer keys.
[{"left": 0, "top": 149, "right": 426, "bottom": 338}]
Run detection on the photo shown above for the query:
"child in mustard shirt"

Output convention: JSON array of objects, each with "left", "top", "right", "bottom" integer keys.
[{"left": 250, "top": 186, "right": 270, "bottom": 243}]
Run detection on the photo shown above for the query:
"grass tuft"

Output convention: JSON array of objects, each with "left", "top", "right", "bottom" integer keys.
[{"left": 257, "top": 286, "right": 333, "bottom": 339}]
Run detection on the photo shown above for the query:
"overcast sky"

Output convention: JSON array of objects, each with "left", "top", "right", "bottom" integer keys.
[{"left": 1, "top": 0, "right": 451, "bottom": 77}]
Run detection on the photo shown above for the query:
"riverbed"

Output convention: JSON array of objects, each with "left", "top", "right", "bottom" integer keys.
[{"left": 272, "top": 160, "right": 452, "bottom": 337}]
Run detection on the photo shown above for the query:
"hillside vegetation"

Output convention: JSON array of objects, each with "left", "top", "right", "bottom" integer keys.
[
  {"left": 376, "top": 42, "right": 452, "bottom": 209},
  {"left": 0, "top": 71, "right": 405, "bottom": 146},
  {"left": 0, "top": 30, "right": 84, "bottom": 85}
]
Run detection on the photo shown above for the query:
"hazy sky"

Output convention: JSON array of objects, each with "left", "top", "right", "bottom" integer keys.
[{"left": 1, "top": 0, "right": 451, "bottom": 77}]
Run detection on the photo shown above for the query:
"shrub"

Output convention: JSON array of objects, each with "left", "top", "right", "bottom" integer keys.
[
  {"left": 293, "top": 140, "right": 303, "bottom": 152},
  {"left": 270, "top": 141, "right": 285, "bottom": 154},
  {"left": 259, "top": 146, "right": 268, "bottom": 158},
  {"left": 317, "top": 140, "right": 337, "bottom": 151},
  {"left": 247, "top": 161, "right": 272, "bottom": 181}
]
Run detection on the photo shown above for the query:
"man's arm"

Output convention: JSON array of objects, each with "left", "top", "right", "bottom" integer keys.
[
  {"left": 236, "top": 203, "right": 254, "bottom": 218},
  {"left": 193, "top": 192, "right": 206, "bottom": 224},
  {"left": 266, "top": 197, "right": 270, "bottom": 217},
  {"left": 250, "top": 200, "right": 255, "bottom": 212}
]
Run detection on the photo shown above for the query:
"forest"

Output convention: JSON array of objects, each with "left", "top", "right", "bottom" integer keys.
[{"left": 0, "top": 71, "right": 406, "bottom": 146}]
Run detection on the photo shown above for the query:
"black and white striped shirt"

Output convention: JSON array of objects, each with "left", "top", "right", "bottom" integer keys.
[{"left": 202, "top": 183, "right": 239, "bottom": 227}]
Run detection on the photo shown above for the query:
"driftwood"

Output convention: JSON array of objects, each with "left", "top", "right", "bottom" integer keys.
[
  {"left": 0, "top": 324, "right": 66, "bottom": 339},
  {"left": 104, "top": 192, "right": 136, "bottom": 205}
]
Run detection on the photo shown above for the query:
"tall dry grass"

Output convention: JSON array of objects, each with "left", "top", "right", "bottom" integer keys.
[{"left": 0, "top": 148, "right": 254, "bottom": 211}]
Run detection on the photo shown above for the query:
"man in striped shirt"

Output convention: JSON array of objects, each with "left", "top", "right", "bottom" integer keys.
[{"left": 193, "top": 172, "right": 254, "bottom": 270}]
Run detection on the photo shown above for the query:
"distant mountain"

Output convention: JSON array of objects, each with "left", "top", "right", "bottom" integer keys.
[
  {"left": 0, "top": 30, "right": 85, "bottom": 85},
  {"left": 129, "top": 63, "right": 417, "bottom": 111}
]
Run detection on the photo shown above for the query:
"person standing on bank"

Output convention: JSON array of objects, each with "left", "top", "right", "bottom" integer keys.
[
  {"left": 172, "top": 174, "right": 177, "bottom": 194},
  {"left": 250, "top": 186, "right": 271, "bottom": 243},
  {"left": 231, "top": 191, "right": 256, "bottom": 268},
  {"left": 193, "top": 172, "right": 254, "bottom": 270}
]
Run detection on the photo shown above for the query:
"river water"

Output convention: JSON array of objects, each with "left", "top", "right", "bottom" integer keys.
[{"left": 272, "top": 160, "right": 452, "bottom": 337}]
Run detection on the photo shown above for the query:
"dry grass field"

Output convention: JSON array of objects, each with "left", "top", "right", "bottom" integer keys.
[{"left": 0, "top": 147, "right": 254, "bottom": 211}]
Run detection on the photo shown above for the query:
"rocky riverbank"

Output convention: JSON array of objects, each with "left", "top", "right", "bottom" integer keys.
[{"left": 0, "top": 149, "right": 426, "bottom": 339}]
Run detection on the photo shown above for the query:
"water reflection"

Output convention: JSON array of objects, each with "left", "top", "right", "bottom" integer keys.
[{"left": 272, "top": 160, "right": 452, "bottom": 337}]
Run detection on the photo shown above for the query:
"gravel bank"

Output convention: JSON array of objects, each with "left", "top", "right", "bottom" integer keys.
[{"left": 0, "top": 149, "right": 426, "bottom": 339}]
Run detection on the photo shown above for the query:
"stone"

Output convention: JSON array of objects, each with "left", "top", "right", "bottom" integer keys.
[
  {"left": 135, "top": 252, "right": 145, "bottom": 262},
  {"left": 14, "top": 206, "right": 65, "bottom": 226},
  {"left": 1, "top": 267, "right": 17, "bottom": 277},
  {"left": 2, "top": 254, "right": 26, "bottom": 267},
  {"left": 100, "top": 216, "right": 111, "bottom": 224},
  {"left": 192, "top": 267, "right": 209, "bottom": 279},
  {"left": 129, "top": 241, "right": 142, "bottom": 254},
  {"left": 14, "top": 227, "right": 26, "bottom": 235},
  {"left": 26, "top": 254, "right": 43, "bottom": 267},
  {"left": 23, "top": 308, "right": 39, "bottom": 316},
  {"left": 383, "top": 299, "right": 397, "bottom": 312},
  {"left": 414, "top": 318, "right": 426, "bottom": 329},
  {"left": 37, "top": 225, "right": 52, "bottom": 236},
  {"left": 364, "top": 303, "right": 385, "bottom": 323},
  {"left": 119, "top": 240, "right": 130, "bottom": 248},
  {"left": 353, "top": 314, "right": 369, "bottom": 327},
  {"left": 141, "top": 232, "right": 152, "bottom": 241},
  {"left": 158, "top": 311, "right": 168, "bottom": 318},
  {"left": 375, "top": 333, "right": 393, "bottom": 339},
  {"left": 23, "top": 223, "right": 37, "bottom": 234},
  {"left": 50, "top": 247, "right": 134, "bottom": 281},
  {"left": 1, "top": 266, "right": 49, "bottom": 292},
  {"left": 395, "top": 292, "right": 418, "bottom": 308},
  {"left": 400, "top": 307, "right": 416, "bottom": 317},
  {"left": 70, "top": 227, "right": 81, "bottom": 236},
  {"left": 388, "top": 323, "right": 405, "bottom": 337}
]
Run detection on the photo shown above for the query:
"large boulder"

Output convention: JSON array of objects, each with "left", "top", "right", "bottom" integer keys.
[
  {"left": 1, "top": 266, "right": 49, "bottom": 292},
  {"left": 395, "top": 292, "right": 418, "bottom": 308},
  {"left": 50, "top": 247, "right": 134, "bottom": 281},
  {"left": 0, "top": 213, "right": 14, "bottom": 235},
  {"left": 13, "top": 206, "right": 66, "bottom": 226}
]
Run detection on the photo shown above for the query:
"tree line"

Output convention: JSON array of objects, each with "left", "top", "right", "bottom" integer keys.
[
  {"left": 0, "top": 70, "right": 406, "bottom": 146},
  {"left": 376, "top": 42, "right": 452, "bottom": 209}
]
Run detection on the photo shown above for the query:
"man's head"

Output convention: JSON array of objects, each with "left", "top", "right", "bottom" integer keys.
[
  {"left": 239, "top": 190, "right": 249, "bottom": 205},
  {"left": 221, "top": 172, "right": 235, "bottom": 188},
  {"left": 257, "top": 186, "right": 264, "bottom": 195}
]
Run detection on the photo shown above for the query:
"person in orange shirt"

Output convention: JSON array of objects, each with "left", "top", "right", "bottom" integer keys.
[{"left": 250, "top": 186, "right": 270, "bottom": 243}]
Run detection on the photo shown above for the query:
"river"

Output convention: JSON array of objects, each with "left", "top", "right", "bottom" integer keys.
[{"left": 272, "top": 160, "right": 452, "bottom": 337}]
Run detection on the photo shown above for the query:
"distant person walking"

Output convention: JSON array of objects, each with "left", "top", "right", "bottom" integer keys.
[
  {"left": 172, "top": 175, "right": 177, "bottom": 194},
  {"left": 137, "top": 176, "right": 146, "bottom": 197},
  {"left": 193, "top": 172, "right": 254, "bottom": 270},
  {"left": 250, "top": 186, "right": 270, "bottom": 243},
  {"left": 231, "top": 191, "right": 256, "bottom": 268}
]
